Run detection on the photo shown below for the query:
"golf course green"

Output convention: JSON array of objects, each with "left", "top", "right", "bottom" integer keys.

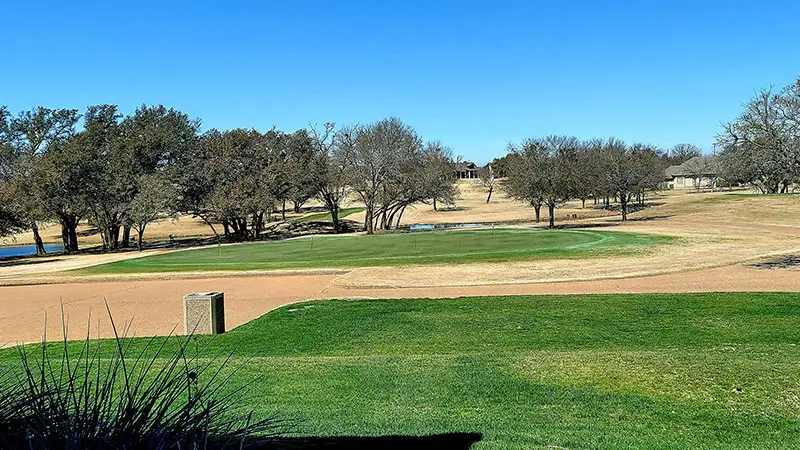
[
  {"left": 5, "top": 293, "right": 798, "bottom": 448},
  {"left": 77, "top": 228, "right": 672, "bottom": 274}
]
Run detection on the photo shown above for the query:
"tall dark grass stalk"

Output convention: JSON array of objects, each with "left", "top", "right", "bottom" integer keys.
[{"left": 0, "top": 301, "right": 289, "bottom": 449}]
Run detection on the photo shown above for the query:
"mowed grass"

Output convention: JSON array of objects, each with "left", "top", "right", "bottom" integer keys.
[
  {"left": 77, "top": 229, "right": 671, "bottom": 274},
  {"left": 296, "top": 207, "right": 365, "bottom": 223},
  {"left": 3, "top": 293, "right": 798, "bottom": 448}
]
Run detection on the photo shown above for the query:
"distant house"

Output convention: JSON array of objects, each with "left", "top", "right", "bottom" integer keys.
[
  {"left": 663, "top": 156, "right": 720, "bottom": 190},
  {"left": 454, "top": 161, "right": 480, "bottom": 179}
]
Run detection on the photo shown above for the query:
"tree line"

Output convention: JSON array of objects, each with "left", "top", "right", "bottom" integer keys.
[
  {"left": 0, "top": 107, "right": 458, "bottom": 254},
  {"left": 501, "top": 136, "right": 665, "bottom": 226},
  {"left": 716, "top": 76, "right": 800, "bottom": 193}
]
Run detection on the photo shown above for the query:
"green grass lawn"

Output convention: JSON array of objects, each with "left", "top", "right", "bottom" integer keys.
[
  {"left": 296, "top": 207, "right": 365, "bottom": 223},
  {"left": 77, "top": 229, "right": 671, "bottom": 274},
  {"left": 4, "top": 293, "right": 798, "bottom": 448}
]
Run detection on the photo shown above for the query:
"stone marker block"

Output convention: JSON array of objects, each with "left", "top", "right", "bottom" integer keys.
[{"left": 183, "top": 292, "right": 225, "bottom": 335}]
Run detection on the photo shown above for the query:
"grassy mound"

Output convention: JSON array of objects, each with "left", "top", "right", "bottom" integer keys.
[
  {"left": 78, "top": 229, "right": 671, "bottom": 274},
  {"left": 4, "top": 293, "right": 798, "bottom": 448}
]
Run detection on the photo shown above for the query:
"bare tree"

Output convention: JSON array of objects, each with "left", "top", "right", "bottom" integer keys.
[
  {"left": 601, "top": 139, "right": 661, "bottom": 221},
  {"left": 505, "top": 136, "right": 578, "bottom": 227},
  {"left": 422, "top": 141, "right": 459, "bottom": 211},
  {"left": 309, "top": 123, "right": 350, "bottom": 233},
  {"left": 669, "top": 143, "right": 702, "bottom": 165},
  {"left": 339, "top": 118, "right": 422, "bottom": 234},
  {"left": 716, "top": 84, "right": 799, "bottom": 193},
  {"left": 478, "top": 164, "right": 496, "bottom": 203}
]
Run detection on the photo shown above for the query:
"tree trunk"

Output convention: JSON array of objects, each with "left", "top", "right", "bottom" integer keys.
[
  {"left": 237, "top": 218, "right": 248, "bottom": 240},
  {"left": 486, "top": 186, "right": 493, "bottom": 203},
  {"left": 31, "top": 222, "right": 47, "bottom": 256},
  {"left": 432, "top": 198, "right": 437, "bottom": 211},
  {"left": 533, "top": 203, "right": 541, "bottom": 223},
  {"left": 121, "top": 225, "right": 131, "bottom": 248},
  {"left": 581, "top": 198, "right": 586, "bottom": 208},
  {"left": 364, "top": 204, "right": 374, "bottom": 234},
  {"left": 281, "top": 200, "right": 286, "bottom": 221},
  {"left": 60, "top": 222, "right": 70, "bottom": 251},
  {"left": 59, "top": 214, "right": 80, "bottom": 252},
  {"left": 137, "top": 228, "right": 144, "bottom": 251},
  {"left": 229, "top": 220, "right": 240, "bottom": 239},
  {"left": 69, "top": 223, "right": 78, "bottom": 252},
  {"left": 395, "top": 205, "right": 408, "bottom": 229},
  {"left": 620, "top": 196, "right": 628, "bottom": 221},
  {"left": 112, "top": 225, "right": 121, "bottom": 250},
  {"left": 293, "top": 201, "right": 301, "bottom": 213},
  {"left": 254, "top": 212, "right": 264, "bottom": 238},
  {"left": 331, "top": 205, "right": 340, "bottom": 233},
  {"left": 200, "top": 215, "right": 220, "bottom": 240},
  {"left": 548, "top": 203, "right": 555, "bottom": 228},
  {"left": 380, "top": 207, "right": 389, "bottom": 230},
  {"left": 386, "top": 206, "right": 399, "bottom": 230},
  {"left": 222, "top": 220, "right": 230, "bottom": 237}
]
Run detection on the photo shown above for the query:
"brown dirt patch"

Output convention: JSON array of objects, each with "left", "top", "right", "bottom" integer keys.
[{"left": 2, "top": 263, "right": 800, "bottom": 346}]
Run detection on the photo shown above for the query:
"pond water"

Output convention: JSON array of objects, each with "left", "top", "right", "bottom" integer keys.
[
  {"left": 0, "top": 243, "right": 64, "bottom": 259},
  {"left": 408, "top": 223, "right": 485, "bottom": 231}
]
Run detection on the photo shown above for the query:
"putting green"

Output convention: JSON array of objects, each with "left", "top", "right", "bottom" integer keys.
[{"left": 77, "top": 228, "right": 671, "bottom": 274}]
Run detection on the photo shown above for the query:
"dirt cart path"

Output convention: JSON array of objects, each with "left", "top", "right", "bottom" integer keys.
[{"left": 1, "top": 264, "right": 797, "bottom": 346}]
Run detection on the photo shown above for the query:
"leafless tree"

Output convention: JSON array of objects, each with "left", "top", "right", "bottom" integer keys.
[
  {"left": 338, "top": 118, "right": 422, "bottom": 234},
  {"left": 600, "top": 139, "right": 661, "bottom": 221},
  {"left": 309, "top": 123, "right": 350, "bottom": 233},
  {"left": 478, "top": 164, "right": 496, "bottom": 203},
  {"left": 505, "top": 136, "right": 578, "bottom": 227},
  {"left": 669, "top": 143, "right": 701, "bottom": 165},
  {"left": 716, "top": 82, "right": 800, "bottom": 193}
]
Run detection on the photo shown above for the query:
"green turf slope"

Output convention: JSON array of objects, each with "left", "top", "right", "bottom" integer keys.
[
  {"left": 78, "top": 229, "right": 671, "bottom": 274},
  {"left": 5, "top": 293, "right": 798, "bottom": 448}
]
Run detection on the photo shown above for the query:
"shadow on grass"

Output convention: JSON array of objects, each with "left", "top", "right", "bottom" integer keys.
[
  {"left": 0, "top": 257, "right": 56, "bottom": 268},
  {"left": 272, "top": 432, "right": 482, "bottom": 449},
  {"left": 749, "top": 254, "right": 800, "bottom": 269},
  {"left": 626, "top": 215, "right": 673, "bottom": 222}
]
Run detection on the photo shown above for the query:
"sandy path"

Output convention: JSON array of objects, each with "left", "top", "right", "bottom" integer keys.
[
  {"left": 0, "top": 274, "right": 338, "bottom": 346},
  {"left": 1, "top": 264, "right": 797, "bottom": 346}
]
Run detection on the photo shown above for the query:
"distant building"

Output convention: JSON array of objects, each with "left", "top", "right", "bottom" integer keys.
[
  {"left": 663, "top": 156, "right": 720, "bottom": 190},
  {"left": 454, "top": 161, "right": 480, "bottom": 179}
]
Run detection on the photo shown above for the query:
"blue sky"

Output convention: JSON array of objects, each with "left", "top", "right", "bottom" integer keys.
[{"left": 3, "top": 1, "right": 799, "bottom": 163}]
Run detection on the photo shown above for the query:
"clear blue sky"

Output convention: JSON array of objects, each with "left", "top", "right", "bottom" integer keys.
[{"left": 3, "top": 1, "right": 799, "bottom": 163}]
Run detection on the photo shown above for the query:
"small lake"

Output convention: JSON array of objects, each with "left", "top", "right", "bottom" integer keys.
[
  {"left": 0, "top": 243, "right": 64, "bottom": 259},
  {"left": 409, "top": 223, "right": 485, "bottom": 232}
]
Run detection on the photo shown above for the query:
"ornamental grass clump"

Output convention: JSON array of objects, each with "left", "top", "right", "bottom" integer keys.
[{"left": 0, "top": 303, "right": 288, "bottom": 450}]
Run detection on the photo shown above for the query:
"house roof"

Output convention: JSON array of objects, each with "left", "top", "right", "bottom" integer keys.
[
  {"left": 454, "top": 162, "right": 479, "bottom": 171},
  {"left": 664, "top": 156, "right": 720, "bottom": 178},
  {"left": 664, "top": 165, "right": 682, "bottom": 178}
]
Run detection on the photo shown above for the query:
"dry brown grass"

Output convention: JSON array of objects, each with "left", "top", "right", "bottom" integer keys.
[
  {"left": 336, "top": 188, "right": 800, "bottom": 288},
  {"left": 347, "top": 179, "right": 619, "bottom": 225}
]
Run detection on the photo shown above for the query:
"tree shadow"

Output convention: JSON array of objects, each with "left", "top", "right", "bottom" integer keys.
[
  {"left": 437, "top": 206, "right": 470, "bottom": 212},
  {"left": 625, "top": 215, "right": 673, "bottom": 222},
  {"left": 749, "top": 255, "right": 800, "bottom": 270},
  {"left": 268, "top": 432, "right": 482, "bottom": 449},
  {"left": 0, "top": 257, "right": 56, "bottom": 268}
]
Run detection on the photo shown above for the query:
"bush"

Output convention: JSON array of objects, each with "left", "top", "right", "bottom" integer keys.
[{"left": 0, "top": 305, "right": 288, "bottom": 449}]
